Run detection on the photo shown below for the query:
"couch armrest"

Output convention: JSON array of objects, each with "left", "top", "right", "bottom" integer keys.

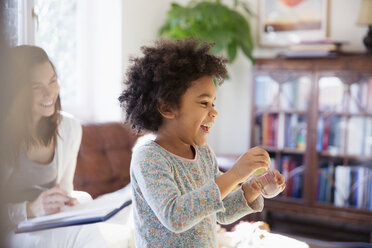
[{"left": 74, "top": 122, "right": 139, "bottom": 198}]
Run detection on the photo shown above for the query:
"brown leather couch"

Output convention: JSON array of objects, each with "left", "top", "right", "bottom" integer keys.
[{"left": 73, "top": 122, "right": 139, "bottom": 199}]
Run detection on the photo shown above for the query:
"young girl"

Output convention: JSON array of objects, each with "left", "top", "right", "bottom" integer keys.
[{"left": 119, "top": 39, "right": 285, "bottom": 248}]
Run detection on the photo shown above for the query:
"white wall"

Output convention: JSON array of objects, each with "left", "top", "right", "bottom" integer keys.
[
  {"left": 77, "top": 0, "right": 123, "bottom": 122},
  {"left": 121, "top": 0, "right": 367, "bottom": 155}
]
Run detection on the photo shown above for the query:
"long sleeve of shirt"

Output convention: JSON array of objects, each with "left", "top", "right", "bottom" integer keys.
[
  {"left": 208, "top": 147, "right": 264, "bottom": 225},
  {"left": 132, "top": 146, "right": 224, "bottom": 233},
  {"left": 131, "top": 141, "right": 264, "bottom": 248}
]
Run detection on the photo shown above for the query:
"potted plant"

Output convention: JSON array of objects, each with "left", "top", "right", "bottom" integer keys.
[{"left": 158, "top": 0, "right": 256, "bottom": 64}]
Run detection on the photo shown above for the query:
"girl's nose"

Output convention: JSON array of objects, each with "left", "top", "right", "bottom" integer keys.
[{"left": 209, "top": 108, "right": 218, "bottom": 118}]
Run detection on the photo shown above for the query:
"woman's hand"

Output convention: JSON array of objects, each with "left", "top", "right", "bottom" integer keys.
[
  {"left": 26, "top": 185, "right": 77, "bottom": 218},
  {"left": 229, "top": 147, "right": 271, "bottom": 184}
]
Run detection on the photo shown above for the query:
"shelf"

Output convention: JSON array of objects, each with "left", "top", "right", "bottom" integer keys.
[
  {"left": 314, "top": 201, "right": 372, "bottom": 214},
  {"left": 318, "top": 151, "right": 372, "bottom": 160},
  {"left": 318, "top": 111, "right": 372, "bottom": 118},
  {"left": 259, "top": 146, "right": 306, "bottom": 155},
  {"left": 281, "top": 148, "right": 306, "bottom": 154},
  {"left": 265, "top": 198, "right": 372, "bottom": 225},
  {"left": 255, "top": 108, "right": 307, "bottom": 115},
  {"left": 275, "top": 195, "right": 304, "bottom": 203},
  {"left": 318, "top": 151, "right": 345, "bottom": 158}
]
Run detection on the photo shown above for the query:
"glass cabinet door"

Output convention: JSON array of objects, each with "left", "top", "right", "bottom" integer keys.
[
  {"left": 316, "top": 75, "right": 372, "bottom": 210},
  {"left": 253, "top": 74, "right": 311, "bottom": 200}
]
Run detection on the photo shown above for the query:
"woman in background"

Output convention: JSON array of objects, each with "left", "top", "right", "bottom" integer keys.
[
  {"left": 3, "top": 45, "right": 81, "bottom": 225},
  {"left": 1, "top": 45, "right": 108, "bottom": 247}
]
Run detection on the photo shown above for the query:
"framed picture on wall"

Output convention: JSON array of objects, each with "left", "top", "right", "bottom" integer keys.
[{"left": 259, "top": 0, "right": 329, "bottom": 47}]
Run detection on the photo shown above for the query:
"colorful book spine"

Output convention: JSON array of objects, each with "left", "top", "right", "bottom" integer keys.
[{"left": 333, "top": 165, "right": 372, "bottom": 210}]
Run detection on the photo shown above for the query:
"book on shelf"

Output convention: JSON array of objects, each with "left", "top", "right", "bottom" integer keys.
[
  {"left": 280, "top": 80, "right": 307, "bottom": 110},
  {"left": 316, "top": 117, "right": 324, "bottom": 152},
  {"left": 262, "top": 113, "right": 269, "bottom": 146},
  {"left": 270, "top": 157, "right": 277, "bottom": 170},
  {"left": 280, "top": 40, "right": 346, "bottom": 58},
  {"left": 261, "top": 113, "right": 279, "bottom": 147},
  {"left": 254, "top": 76, "right": 278, "bottom": 108},
  {"left": 317, "top": 163, "right": 335, "bottom": 203},
  {"left": 281, "top": 157, "right": 291, "bottom": 197},
  {"left": 366, "top": 79, "right": 372, "bottom": 113},
  {"left": 255, "top": 77, "right": 310, "bottom": 111},
  {"left": 280, "top": 156, "right": 303, "bottom": 199},
  {"left": 317, "top": 115, "right": 372, "bottom": 156},
  {"left": 318, "top": 78, "right": 345, "bottom": 112},
  {"left": 349, "top": 81, "right": 372, "bottom": 114},
  {"left": 257, "top": 112, "right": 307, "bottom": 151},
  {"left": 280, "top": 50, "right": 338, "bottom": 59},
  {"left": 277, "top": 113, "right": 285, "bottom": 149},
  {"left": 347, "top": 117, "right": 363, "bottom": 155},
  {"left": 15, "top": 185, "right": 132, "bottom": 233},
  {"left": 284, "top": 114, "right": 307, "bottom": 150},
  {"left": 292, "top": 169, "right": 303, "bottom": 198},
  {"left": 334, "top": 165, "right": 351, "bottom": 207},
  {"left": 321, "top": 116, "right": 330, "bottom": 151},
  {"left": 318, "top": 72, "right": 372, "bottom": 114},
  {"left": 285, "top": 114, "right": 298, "bottom": 149},
  {"left": 333, "top": 165, "right": 372, "bottom": 210},
  {"left": 289, "top": 40, "right": 344, "bottom": 52}
]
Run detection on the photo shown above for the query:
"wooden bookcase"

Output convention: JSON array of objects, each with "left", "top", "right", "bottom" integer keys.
[{"left": 250, "top": 53, "right": 372, "bottom": 242}]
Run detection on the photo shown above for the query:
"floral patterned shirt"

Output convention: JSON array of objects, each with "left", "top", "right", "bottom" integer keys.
[{"left": 130, "top": 141, "right": 264, "bottom": 248}]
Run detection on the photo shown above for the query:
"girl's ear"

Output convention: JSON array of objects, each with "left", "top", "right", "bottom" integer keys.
[{"left": 157, "top": 102, "right": 176, "bottom": 119}]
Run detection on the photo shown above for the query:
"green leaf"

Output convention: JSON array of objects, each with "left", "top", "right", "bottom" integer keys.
[
  {"left": 227, "top": 42, "right": 237, "bottom": 62},
  {"left": 158, "top": 0, "right": 256, "bottom": 66}
]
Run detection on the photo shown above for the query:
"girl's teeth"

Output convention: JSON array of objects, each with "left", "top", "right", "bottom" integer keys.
[{"left": 201, "top": 125, "right": 210, "bottom": 132}]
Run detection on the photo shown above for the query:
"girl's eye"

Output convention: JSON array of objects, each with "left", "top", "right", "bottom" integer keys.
[
  {"left": 201, "top": 102, "right": 216, "bottom": 107},
  {"left": 50, "top": 80, "right": 57, "bottom": 84}
]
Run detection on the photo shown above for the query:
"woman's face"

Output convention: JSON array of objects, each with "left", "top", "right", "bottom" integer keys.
[{"left": 30, "top": 62, "right": 59, "bottom": 121}]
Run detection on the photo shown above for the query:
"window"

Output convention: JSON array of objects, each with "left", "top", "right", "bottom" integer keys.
[
  {"left": 34, "top": 0, "right": 78, "bottom": 115},
  {"left": 18, "top": 0, "right": 123, "bottom": 123}
]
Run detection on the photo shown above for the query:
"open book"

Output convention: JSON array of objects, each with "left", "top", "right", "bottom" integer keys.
[{"left": 16, "top": 185, "right": 132, "bottom": 233}]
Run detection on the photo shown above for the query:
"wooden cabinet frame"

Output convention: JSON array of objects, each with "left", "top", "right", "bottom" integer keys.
[{"left": 251, "top": 54, "right": 372, "bottom": 242}]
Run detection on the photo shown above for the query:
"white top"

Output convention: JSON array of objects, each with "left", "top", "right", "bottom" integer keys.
[{"left": 3, "top": 112, "right": 82, "bottom": 226}]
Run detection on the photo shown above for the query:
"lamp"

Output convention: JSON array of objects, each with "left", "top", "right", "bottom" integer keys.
[{"left": 357, "top": 0, "right": 372, "bottom": 52}]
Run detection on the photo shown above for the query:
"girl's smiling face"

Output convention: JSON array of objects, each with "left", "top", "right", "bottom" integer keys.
[{"left": 171, "top": 75, "right": 218, "bottom": 147}]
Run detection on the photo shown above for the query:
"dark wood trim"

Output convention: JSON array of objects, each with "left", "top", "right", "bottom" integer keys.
[
  {"left": 264, "top": 198, "right": 372, "bottom": 225},
  {"left": 231, "top": 53, "right": 372, "bottom": 243}
]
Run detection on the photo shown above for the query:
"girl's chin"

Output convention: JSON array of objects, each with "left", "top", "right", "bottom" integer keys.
[{"left": 195, "top": 138, "right": 208, "bottom": 146}]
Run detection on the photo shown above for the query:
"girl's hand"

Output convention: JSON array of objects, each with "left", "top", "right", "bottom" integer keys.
[
  {"left": 242, "top": 178, "right": 262, "bottom": 205},
  {"left": 242, "top": 169, "right": 286, "bottom": 204},
  {"left": 230, "top": 147, "right": 270, "bottom": 184},
  {"left": 26, "top": 185, "right": 77, "bottom": 218},
  {"left": 273, "top": 169, "right": 286, "bottom": 193}
]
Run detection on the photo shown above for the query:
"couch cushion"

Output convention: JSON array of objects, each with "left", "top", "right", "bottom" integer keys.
[{"left": 74, "top": 122, "right": 138, "bottom": 198}]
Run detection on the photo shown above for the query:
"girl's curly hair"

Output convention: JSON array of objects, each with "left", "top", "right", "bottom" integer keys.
[{"left": 118, "top": 38, "right": 227, "bottom": 132}]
